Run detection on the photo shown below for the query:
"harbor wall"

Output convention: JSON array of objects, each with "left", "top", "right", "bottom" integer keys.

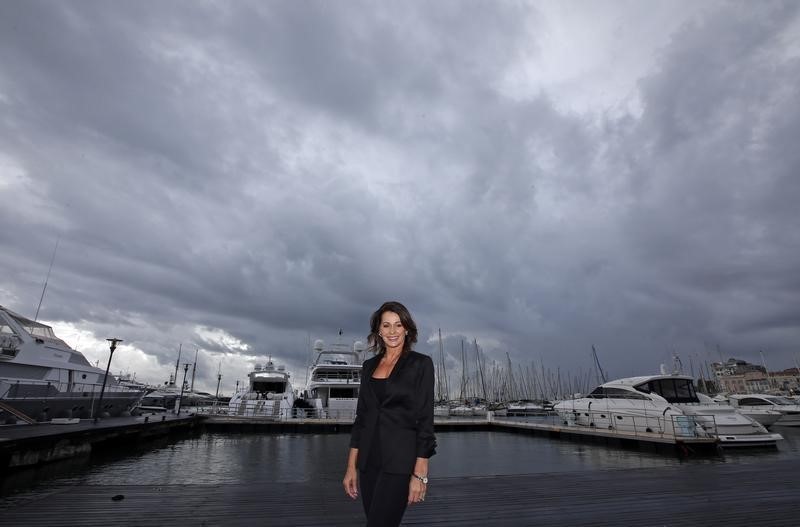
[{"left": 0, "top": 415, "right": 202, "bottom": 470}]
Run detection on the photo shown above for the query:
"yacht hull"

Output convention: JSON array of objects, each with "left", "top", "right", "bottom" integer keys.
[
  {"left": 0, "top": 392, "right": 142, "bottom": 421},
  {"left": 773, "top": 413, "right": 800, "bottom": 426}
]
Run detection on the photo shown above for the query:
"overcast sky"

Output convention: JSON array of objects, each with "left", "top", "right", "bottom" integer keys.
[{"left": 1, "top": 1, "right": 799, "bottom": 395}]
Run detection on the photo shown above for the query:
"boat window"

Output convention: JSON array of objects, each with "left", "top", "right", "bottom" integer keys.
[
  {"left": 766, "top": 397, "right": 794, "bottom": 405},
  {"left": 737, "top": 398, "right": 768, "bottom": 406},
  {"left": 644, "top": 379, "right": 699, "bottom": 403},
  {"left": 588, "top": 386, "right": 607, "bottom": 398},
  {"left": 588, "top": 387, "right": 649, "bottom": 400},
  {"left": 674, "top": 379, "right": 697, "bottom": 402},
  {"left": 330, "top": 388, "right": 357, "bottom": 398},
  {"left": 0, "top": 323, "right": 16, "bottom": 335},
  {"left": 253, "top": 381, "right": 286, "bottom": 394},
  {"left": 9, "top": 314, "right": 57, "bottom": 338},
  {"left": 604, "top": 388, "right": 644, "bottom": 399},
  {"left": 635, "top": 382, "right": 652, "bottom": 394}
]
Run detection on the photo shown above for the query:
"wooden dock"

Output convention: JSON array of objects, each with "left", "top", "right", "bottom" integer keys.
[{"left": 1, "top": 458, "right": 798, "bottom": 526}]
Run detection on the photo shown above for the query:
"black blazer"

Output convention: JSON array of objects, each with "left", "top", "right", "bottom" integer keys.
[{"left": 349, "top": 350, "right": 437, "bottom": 474}]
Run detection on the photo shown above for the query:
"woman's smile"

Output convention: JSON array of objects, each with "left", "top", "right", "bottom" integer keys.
[{"left": 380, "top": 311, "right": 405, "bottom": 351}]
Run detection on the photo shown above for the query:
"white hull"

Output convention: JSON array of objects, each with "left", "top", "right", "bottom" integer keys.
[{"left": 728, "top": 394, "right": 800, "bottom": 428}]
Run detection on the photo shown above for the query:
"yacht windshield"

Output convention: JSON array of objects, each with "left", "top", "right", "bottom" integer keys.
[
  {"left": 634, "top": 379, "right": 699, "bottom": 403},
  {"left": 8, "top": 313, "right": 60, "bottom": 340}
]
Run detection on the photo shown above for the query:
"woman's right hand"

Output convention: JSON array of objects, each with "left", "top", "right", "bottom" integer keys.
[{"left": 343, "top": 467, "right": 358, "bottom": 499}]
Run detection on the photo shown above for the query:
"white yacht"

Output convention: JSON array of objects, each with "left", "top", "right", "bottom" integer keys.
[
  {"left": 555, "top": 375, "right": 782, "bottom": 447},
  {"left": 305, "top": 339, "right": 363, "bottom": 419},
  {"left": 506, "top": 399, "right": 551, "bottom": 417},
  {"left": 227, "top": 359, "right": 295, "bottom": 419},
  {"left": 139, "top": 376, "right": 215, "bottom": 411},
  {"left": 450, "top": 400, "right": 488, "bottom": 417},
  {"left": 0, "top": 305, "right": 145, "bottom": 422},
  {"left": 728, "top": 394, "right": 800, "bottom": 426},
  {"left": 710, "top": 394, "right": 782, "bottom": 428}
]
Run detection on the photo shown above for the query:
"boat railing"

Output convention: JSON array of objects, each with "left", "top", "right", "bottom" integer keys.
[
  {"left": 196, "top": 401, "right": 357, "bottom": 421},
  {"left": 310, "top": 372, "right": 360, "bottom": 382},
  {"left": 545, "top": 408, "right": 714, "bottom": 440}
]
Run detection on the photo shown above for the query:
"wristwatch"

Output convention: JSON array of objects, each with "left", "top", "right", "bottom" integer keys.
[{"left": 413, "top": 473, "right": 428, "bottom": 484}]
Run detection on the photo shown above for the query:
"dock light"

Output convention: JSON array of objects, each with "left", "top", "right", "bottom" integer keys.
[{"left": 94, "top": 338, "right": 123, "bottom": 423}]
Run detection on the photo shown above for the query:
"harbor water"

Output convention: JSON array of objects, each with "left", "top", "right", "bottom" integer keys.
[{"left": 3, "top": 424, "right": 800, "bottom": 502}]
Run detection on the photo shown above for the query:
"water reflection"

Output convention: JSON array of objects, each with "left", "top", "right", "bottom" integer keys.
[{"left": 2, "top": 427, "right": 799, "bottom": 501}]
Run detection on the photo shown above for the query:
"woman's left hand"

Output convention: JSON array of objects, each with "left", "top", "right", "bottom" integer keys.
[{"left": 407, "top": 476, "right": 426, "bottom": 505}]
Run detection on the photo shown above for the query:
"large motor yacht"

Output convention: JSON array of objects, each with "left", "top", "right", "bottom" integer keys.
[
  {"left": 728, "top": 394, "right": 800, "bottom": 426},
  {"left": 305, "top": 339, "right": 364, "bottom": 419},
  {"left": 227, "top": 359, "right": 295, "bottom": 419},
  {"left": 0, "top": 305, "right": 145, "bottom": 422},
  {"left": 555, "top": 374, "right": 782, "bottom": 447}
]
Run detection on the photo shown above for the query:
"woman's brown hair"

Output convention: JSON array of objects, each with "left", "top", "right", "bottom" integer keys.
[{"left": 367, "top": 301, "right": 418, "bottom": 356}]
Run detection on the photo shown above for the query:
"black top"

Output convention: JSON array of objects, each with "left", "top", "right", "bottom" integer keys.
[
  {"left": 370, "top": 376, "right": 388, "bottom": 403},
  {"left": 367, "top": 377, "right": 388, "bottom": 468}
]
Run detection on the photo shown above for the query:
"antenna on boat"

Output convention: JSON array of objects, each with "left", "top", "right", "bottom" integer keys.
[
  {"left": 34, "top": 236, "right": 61, "bottom": 321},
  {"left": 591, "top": 345, "right": 607, "bottom": 384}
]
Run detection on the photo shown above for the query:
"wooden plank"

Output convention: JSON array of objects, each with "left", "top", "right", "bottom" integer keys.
[{"left": 2, "top": 459, "right": 799, "bottom": 526}]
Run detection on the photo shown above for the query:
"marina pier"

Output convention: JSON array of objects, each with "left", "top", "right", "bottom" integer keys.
[
  {"left": 0, "top": 412, "right": 719, "bottom": 472},
  {"left": 202, "top": 413, "right": 721, "bottom": 456}
]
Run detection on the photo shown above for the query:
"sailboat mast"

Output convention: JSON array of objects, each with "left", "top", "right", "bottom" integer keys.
[
  {"left": 760, "top": 350, "right": 773, "bottom": 391},
  {"left": 476, "top": 339, "right": 487, "bottom": 401},
  {"left": 190, "top": 348, "right": 199, "bottom": 392},
  {"left": 173, "top": 343, "right": 182, "bottom": 387}
]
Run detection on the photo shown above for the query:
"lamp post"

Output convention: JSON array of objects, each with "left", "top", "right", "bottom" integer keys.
[
  {"left": 94, "top": 338, "right": 123, "bottom": 423},
  {"left": 176, "top": 363, "right": 190, "bottom": 415}
]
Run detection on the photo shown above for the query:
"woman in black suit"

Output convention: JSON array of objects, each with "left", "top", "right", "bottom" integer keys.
[{"left": 343, "top": 301, "right": 437, "bottom": 526}]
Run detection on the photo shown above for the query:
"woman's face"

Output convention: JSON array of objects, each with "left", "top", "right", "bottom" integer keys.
[{"left": 379, "top": 311, "right": 405, "bottom": 353}]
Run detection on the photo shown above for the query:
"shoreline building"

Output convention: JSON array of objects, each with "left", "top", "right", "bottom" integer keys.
[{"left": 713, "top": 358, "right": 800, "bottom": 394}]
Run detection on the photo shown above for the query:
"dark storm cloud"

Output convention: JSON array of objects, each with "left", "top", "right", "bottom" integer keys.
[{"left": 1, "top": 0, "right": 799, "bottom": 392}]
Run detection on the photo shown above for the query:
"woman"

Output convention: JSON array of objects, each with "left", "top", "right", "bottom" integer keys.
[{"left": 343, "top": 301, "right": 437, "bottom": 526}]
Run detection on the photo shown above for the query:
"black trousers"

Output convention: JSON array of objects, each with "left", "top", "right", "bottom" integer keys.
[{"left": 359, "top": 468, "right": 409, "bottom": 527}]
